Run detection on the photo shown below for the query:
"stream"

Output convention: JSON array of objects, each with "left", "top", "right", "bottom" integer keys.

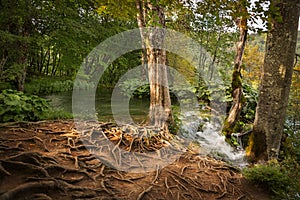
[{"left": 45, "top": 89, "right": 247, "bottom": 167}]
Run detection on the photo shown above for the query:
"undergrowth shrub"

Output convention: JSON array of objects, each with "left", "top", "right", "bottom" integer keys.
[
  {"left": 244, "top": 162, "right": 300, "bottom": 199},
  {"left": 0, "top": 89, "right": 72, "bottom": 122},
  {"left": 25, "top": 78, "right": 73, "bottom": 94},
  {"left": 240, "top": 83, "right": 258, "bottom": 123},
  {"left": 118, "top": 78, "right": 150, "bottom": 99},
  {"left": 119, "top": 78, "right": 198, "bottom": 101}
]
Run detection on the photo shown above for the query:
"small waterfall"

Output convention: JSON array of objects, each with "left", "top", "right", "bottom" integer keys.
[
  {"left": 178, "top": 111, "right": 247, "bottom": 168},
  {"left": 195, "top": 123, "right": 246, "bottom": 166}
]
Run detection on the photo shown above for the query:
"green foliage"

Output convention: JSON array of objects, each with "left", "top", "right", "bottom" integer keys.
[
  {"left": 73, "top": 79, "right": 96, "bottom": 91},
  {"left": 223, "top": 83, "right": 257, "bottom": 147},
  {"left": 287, "top": 61, "right": 300, "bottom": 134},
  {"left": 25, "top": 78, "right": 73, "bottom": 94},
  {"left": 243, "top": 163, "right": 289, "bottom": 194},
  {"left": 244, "top": 162, "right": 300, "bottom": 199},
  {"left": 118, "top": 78, "right": 150, "bottom": 99},
  {"left": 0, "top": 82, "right": 13, "bottom": 91},
  {"left": 0, "top": 89, "right": 50, "bottom": 122},
  {"left": 46, "top": 109, "right": 73, "bottom": 120},
  {"left": 168, "top": 105, "right": 182, "bottom": 134},
  {"left": 227, "top": 83, "right": 257, "bottom": 133},
  {"left": 119, "top": 78, "right": 198, "bottom": 101},
  {"left": 280, "top": 126, "right": 300, "bottom": 165},
  {"left": 0, "top": 0, "right": 133, "bottom": 90},
  {"left": 99, "top": 51, "right": 142, "bottom": 88},
  {"left": 96, "top": 0, "right": 137, "bottom": 21},
  {"left": 0, "top": 89, "right": 72, "bottom": 122},
  {"left": 240, "top": 83, "right": 258, "bottom": 123},
  {"left": 171, "top": 84, "right": 196, "bottom": 101},
  {"left": 1, "top": 63, "right": 25, "bottom": 82}
]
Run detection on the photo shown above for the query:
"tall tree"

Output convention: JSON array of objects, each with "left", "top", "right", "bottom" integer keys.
[
  {"left": 222, "top": 0, "right": 249, "bottom": 137},
  {"left": 0, "top": 0, "right": 103, "bottom": 90},
  {"left": 0, "top": 0, "right": 33, "bottom": 91},
  {"left": 136, "top": 1, "right": 172, "bottom": 129},
  {"left": 97, "top": 0, "right": 177, "bottom": 130},
  {"left": 247, "top": 0, "right": 299, "bottom": 162}
]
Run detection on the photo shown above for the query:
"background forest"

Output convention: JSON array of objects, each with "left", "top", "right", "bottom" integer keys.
[{"left": 0, "top": 0, "right": 299, "bottom": 199}]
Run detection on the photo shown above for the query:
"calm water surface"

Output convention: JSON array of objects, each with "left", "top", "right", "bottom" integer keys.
[{"left": 44, "top": 89, "right": 149, "bottom": 123}]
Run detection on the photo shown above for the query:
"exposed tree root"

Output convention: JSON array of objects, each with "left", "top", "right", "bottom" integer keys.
[
  {"left": 0, "top": 180, "right": 59, "bottom": 200},
  {"left": 0, "top": 121, "right": 269, "bottom": 200},
  {"left": 0, "top": 162, "right": 11, "bottom": 176},
  {"left": 137, "top": 185, "right": 153, "bottom": 200},
  {"left": 30, "top": 193, "right": 53, "bottom": 200}
]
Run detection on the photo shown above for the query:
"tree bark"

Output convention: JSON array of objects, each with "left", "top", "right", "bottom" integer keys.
[
  {"left": 136, "top": 1, "right": 172, "bottom": 130},
  {"left": 16, "top": 22, "right": 30, "bottom": 92},
  {"left": 147, "top": 32, "right": 172, "bottom": 129},
  {"left": 136, "top": 0, "right": 148, "bottom": 81},
  {"left": 0, "top": 54, "right": 8, "bottom": 79},
  {"left": 136, "top": 0, "right": 147, "bottom": 65},
  {"left": 247, "top": 0, "right": 299, "bottom": 162},
  {"left": 222, "top": 15, "right": 247, "bottom": 137}
]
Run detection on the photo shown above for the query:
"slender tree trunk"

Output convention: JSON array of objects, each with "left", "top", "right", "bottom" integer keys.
[
  {"left": 0, "top": 53, "right": 8, "bottom": 79},
  {"left": 45, "top": 49, "right": 51, "bottom": 75},
  {"left": 209, "top": 32, "right": 221, "bottom": 80},
  {"left": 28, "top": 56, "right": 34, "bottom": 74},
  {"left": 16, "top": 22, "right": 30, "bottom": 92},
  {"left": 136, "top": 0, "right": 148, "bottom": 80},
  {"left": 52, "top": 52, "right": 58, "bottom": 76},
  {"left": 38, "top": 47, "right": 44, "bottom": 73},
  {"left": 247, "top": 0, "right": 299, "bottom": 162},
  {"left": 222, "top": 16, "right": 247, "bottom": 137},
  {"left": 52, "top": 53, "right": 60, "bottom": 76}
]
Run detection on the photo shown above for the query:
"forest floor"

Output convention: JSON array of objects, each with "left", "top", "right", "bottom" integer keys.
[{"left": 0, "top": 120, "right": 270, "bottom": 200}]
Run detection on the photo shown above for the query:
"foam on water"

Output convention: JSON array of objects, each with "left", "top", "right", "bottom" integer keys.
[
  {"left": 196, "top": 123, "right": 246, "bottom": 165},
  {"left": 179, "top": 111, "right": 247, "bottom": 168}
]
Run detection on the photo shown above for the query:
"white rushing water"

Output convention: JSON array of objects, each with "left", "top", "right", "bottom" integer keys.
[{"left": 179, "top": 111, "right": 247, "bottom": 167}]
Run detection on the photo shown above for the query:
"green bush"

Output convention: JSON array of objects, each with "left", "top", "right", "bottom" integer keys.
[
  {"left": 0, "top": 89, "right": 50, "bottom": 122},
  {"left": 196, "top": 80, "right": 232, "bottom": 103},
  {"left": 244, "top": 162, "right": 300, "bottom": 199},
  {"left": 25, "top": 78, "right": 73, "bottom": 94},
  {"left": 46, "top": 109, "right": 73, "bottom": 120},
  {"left": 281, "top": 125, "right": 300, "bottom": 164},
  {"left": 0, "top": 89, "right": 72, "bottom": 122},
  {"left": 241, "top": 83, "right": 258, "bottom": 123},
  {"left": 119, "top": 78, "right": 198, "bottom": 101},
  {"left": 118, "top": 78, "right": 150, "bottom": 99}
]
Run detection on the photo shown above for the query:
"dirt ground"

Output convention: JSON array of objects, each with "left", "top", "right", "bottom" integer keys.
[{"left": 0, "top": 120, "right": 270, "bottom": 200}]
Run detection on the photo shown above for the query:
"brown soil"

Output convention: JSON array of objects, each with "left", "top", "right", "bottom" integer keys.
[{"left": 0, "top": 120, "right": 270, "bottom": 200}]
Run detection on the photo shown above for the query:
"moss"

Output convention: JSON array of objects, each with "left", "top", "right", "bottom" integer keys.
[
  {"left": 246, "top": 129, "right": 268, "bottom": 162},
  {"left": 222, "top": 117, "right": 242, "bottom": 138},
  {"left": 223, "top": 69, "right": 245, "bottom": 137},
  {"left": 243, "top": 163, "right": 289, "bottom": 195},
  {"left": 231, "top": 70, "right": 242, "bottom": 90},
  {"left": 246, "top": 133, "right": 255, "bottom": 161},
  {"left": 222, "top": 119, "right": 231, "bottom": 138}
]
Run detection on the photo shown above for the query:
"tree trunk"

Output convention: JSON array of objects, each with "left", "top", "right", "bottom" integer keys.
[
  {"left": 222, "top": 15, "right": 247, "bottom": 137},
  {"left": 136, "top": 0, "right": 148, "bottom": 81},
  {"left": 16, "top": 64, "right": 27, "bottom": 92},
  {"left": 0, "top": 53, "right": 8, "bottom": 79},
  {"left": 136, "top": 1, "right": 172, "bottom": 130},
  {"left": 16, "top": 22, "right": 30, "bottom": 92},
  {"left": 209, "top": 32, "right": 221, "bottom": 80},
  {"left": 147, "top": 34, "right": 172, "bottom": 129},
  {"left": 247, "top": 0, "right": 299, "bottom": 162},
  {"left": 45, "top": 49, "right": 51, "bottom": 75}
]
